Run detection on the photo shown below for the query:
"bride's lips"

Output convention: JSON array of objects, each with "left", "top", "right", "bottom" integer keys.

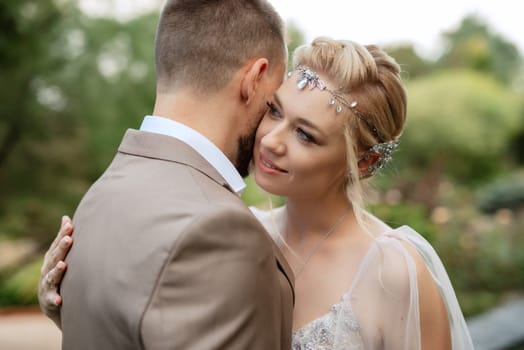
[{"left": 258, "top": 153, "right": 288, "bottom": 174}]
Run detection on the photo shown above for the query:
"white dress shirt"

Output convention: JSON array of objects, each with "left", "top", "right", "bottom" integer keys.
[{"left": 140, "top": 115, "right": 246, "bottom": 195}]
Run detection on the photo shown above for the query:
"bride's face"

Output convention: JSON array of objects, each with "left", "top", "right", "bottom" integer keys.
[{"left": 253, "top": 72, "right": 349, "bottom": 199}]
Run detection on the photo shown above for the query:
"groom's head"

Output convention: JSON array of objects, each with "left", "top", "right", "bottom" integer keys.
[{"left": 154, "top": 0, "right": 287, "bottom": 176}]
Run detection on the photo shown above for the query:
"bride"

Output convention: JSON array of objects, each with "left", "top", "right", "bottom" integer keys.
[{"left": 39, "top": 37, "right": 473, "bottom": 349}]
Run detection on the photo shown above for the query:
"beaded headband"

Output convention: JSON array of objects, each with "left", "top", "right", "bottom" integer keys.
[{"left": 290, "top": 65, "right": 399, "bottom": 177}]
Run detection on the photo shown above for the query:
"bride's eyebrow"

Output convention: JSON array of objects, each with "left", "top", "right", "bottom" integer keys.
[
  {"left": 274, "top": 92, "right": 326, "bottom": 137},
  {"left": 273, "top": 93, "right": 284, "bottom": 111},
  {"left": 295, "top": 117, "right": 326, "bottom": 137}
]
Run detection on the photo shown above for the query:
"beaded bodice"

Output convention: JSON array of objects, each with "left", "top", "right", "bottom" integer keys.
[{"left": 292, "top": 293, "right": 364, "bottom": 350}]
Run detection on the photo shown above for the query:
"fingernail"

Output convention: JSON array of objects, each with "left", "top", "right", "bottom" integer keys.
[
  {"left": 57, "top": 261, "right": 66, "bottom": 269},
  {"left": 62, "top": 236, "right": 72, "bottom": 245},
  {"left": 63, "top": 223, "right": 72, "bottom": 231}
]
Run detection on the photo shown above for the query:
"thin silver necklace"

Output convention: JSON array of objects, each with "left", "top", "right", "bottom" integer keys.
[{"left": 292, "top": 207, "right": 352, "bottom": 278}]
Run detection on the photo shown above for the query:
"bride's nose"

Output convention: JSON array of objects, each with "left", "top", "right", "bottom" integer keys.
[{"left": 260, "top": 125, "right": 286, "bottom": 156}]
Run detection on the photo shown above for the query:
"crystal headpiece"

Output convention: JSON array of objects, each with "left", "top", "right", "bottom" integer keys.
[
  {"left": 362, "top": 140, "right": 399, "bottom": 178},
  {"left": 290, "top": 65, "right": 400, "bottom": 177},
  {"left": 292, "top": 65, "right": 356, "bottom": 113}
]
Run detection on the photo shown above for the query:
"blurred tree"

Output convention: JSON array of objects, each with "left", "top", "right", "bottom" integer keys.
[
  {"left": 0, "top": 3, "right": 158, "bottom": 249},
  {"left": 0, "top": 0, "right": 80, "bottom": 248},
  {"left": 395, "top": 70, "right": 522, "bottom": 208},
  {"left": 0, "top": 0, "right": 70, "bottom": 166},
  {"left": 436, "top": 14, "right": 522, "bottom": 85},
  {"left": 285, "top": 21, "right": 305, "bottom": 69},
  {"left": 477, "top": 171, "right": 524, "bottom": 214},
  {"left": 57, "top": 13, "right": 157, "bottom": 177},
  {"left": 386, "top": 44, "right": 434, "bottom": 80},
  {"left": 509, "top": 127, "right": 524, "bottom": 164}
]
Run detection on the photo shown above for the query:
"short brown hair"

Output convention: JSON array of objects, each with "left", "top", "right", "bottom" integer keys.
[{"left": 155, "top": 0, "right": 286, "bottom": 93}]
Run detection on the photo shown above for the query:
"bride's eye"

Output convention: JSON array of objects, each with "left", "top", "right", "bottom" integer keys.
[
  {"left": 296, "top": 128, "right": 316, "bottom": 144},
  {"left": 266, "top": 102, "right": 282, "bottom": 119}
]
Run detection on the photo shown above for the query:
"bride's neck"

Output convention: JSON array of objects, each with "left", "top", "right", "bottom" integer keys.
[{"left": 284, "top": 191, "right": 352, "bottom": 240}]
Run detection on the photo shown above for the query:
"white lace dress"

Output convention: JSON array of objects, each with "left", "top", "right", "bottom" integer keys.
[{"left": 250, "top": 206, "right": 474, "bottom": 350}]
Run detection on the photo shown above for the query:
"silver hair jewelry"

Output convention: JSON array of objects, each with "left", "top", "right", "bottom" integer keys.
[
  {"left": 292, "top": 65, "right": 357, "bottom": 114},
  {"left": 361, "top": 140, "right": 399, "bottom": 177},
  {"left": 289, "top": 65, "right": 400, "bottom": 177}
]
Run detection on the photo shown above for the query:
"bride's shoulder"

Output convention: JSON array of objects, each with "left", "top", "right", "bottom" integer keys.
[
  {"left": 368, "top": 224, "right": 440, "bottom": 294},
  {"left": 366, "top": 211, "right": 432, "bottom": 254},
  {"left": 376, "top": 224, "right": 438, "bottom": 262}
]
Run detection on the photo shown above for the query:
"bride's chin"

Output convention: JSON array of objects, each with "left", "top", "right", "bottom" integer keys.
[{"left": 253, "top": 173, "right": 286, "bottom": 197}]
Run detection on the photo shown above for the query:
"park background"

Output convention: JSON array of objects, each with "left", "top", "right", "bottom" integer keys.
[{"left": 1, "top": 0, "right": 523, "bottom": 348}]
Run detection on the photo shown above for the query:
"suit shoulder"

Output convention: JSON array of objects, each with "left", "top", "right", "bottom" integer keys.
[{"left": 179, "top": 203, "right": 272, "bottom": 253}]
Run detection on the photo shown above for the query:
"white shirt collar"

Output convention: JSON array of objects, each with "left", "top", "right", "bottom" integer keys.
[{"left": 140, "top": 115, "right": 246, "bottom": 195}]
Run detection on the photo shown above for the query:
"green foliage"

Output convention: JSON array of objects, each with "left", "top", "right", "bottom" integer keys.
[
  {"left": 510, "top": 129, "right": 524, "bottom": 165},
  {"left": 437, "top": 14, "right": 523, "bottom": 85},
  {"left": 456, "top": 290, "right": 500, "bottom": 318},
  {"left": 401, "top": 70, "right": 522, "bottom": 183},
  {"left": 477, "top": 171, "right": 524, "bottom": 213},
  {"left": 49, "top": 13, "right": 157, "bottom": 177},
  {"left": 0, "top": 258, "right": 41, "bottom": 307},
  {"left": 241, "top": 176, "right": 285, "bottom": 209},
  {"left": 0, "top": 2, "right": 158, "bottom": 247},
  {"left": 429, "top": 210, "right": 524, "bottom": 316},
  {"left": 285, "top": 21, "right": 305, "bottom": 69},
  {"left": 0, "top": 0, "right": 73, "bottom": 162},
  {"left": 385, "top": 44, "right": 434, "bottom": 80},
  {"left": 368, "top": 201, "right": 437, "bottom": 243}
]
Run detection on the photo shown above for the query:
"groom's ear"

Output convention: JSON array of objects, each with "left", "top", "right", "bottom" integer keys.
[{"left": 240, "top": 58, "right": 269, "bottom": 105}]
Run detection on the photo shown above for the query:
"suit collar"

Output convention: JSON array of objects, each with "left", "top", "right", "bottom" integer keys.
[
  {"left": 139, "top": 116, "right": 246, "bottom": 194},
  {"left": 118, "top": 129, "right": 234, "bottom": 193}
]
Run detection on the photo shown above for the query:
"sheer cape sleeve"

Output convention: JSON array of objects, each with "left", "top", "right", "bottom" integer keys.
[
  {"left": 249, "top": 206, "right": 473, "bottom": 349},
  {"left": 334, "top": 224, "right": 474, "bottom": 349}
]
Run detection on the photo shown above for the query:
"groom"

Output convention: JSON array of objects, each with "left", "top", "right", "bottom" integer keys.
[{"left": 39, "top": 0, "right": 294, "bottom": 349}]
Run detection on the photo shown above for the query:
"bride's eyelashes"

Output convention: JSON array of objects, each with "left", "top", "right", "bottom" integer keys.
[
  {"left": 266, "top": 101, "right": 317, "bottom": 145},
  {"left": 295, "top": 128, "right": 316, "bottom": 144},
  {"left": 266, "top": 101, "right": 281, "bottom": 119}
]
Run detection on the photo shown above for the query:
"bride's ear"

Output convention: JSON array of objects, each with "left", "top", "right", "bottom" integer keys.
[
  {"left": 357, "top": 152, "right": 381, "bottom": 177},
  {"left": 240, "top": 58, "right": 269, "bottom": 105}
]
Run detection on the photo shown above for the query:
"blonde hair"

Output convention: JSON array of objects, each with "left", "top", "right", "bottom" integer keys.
[{"left": 293, "top": 37, "right": 407, "bottom": 233}]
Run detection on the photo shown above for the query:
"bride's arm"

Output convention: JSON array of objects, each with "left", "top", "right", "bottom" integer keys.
[
  {"left": 375, "top": 237, "right": 452, "bottom": 349},
  {"left": 391, "top": 228, "right": 474, "bottom": 349},
  {"left": 408, "top": 243, "right": 451, "bottom": 349},
  {"left": 38, "top": 216, "right": 74, "bottom": 329}
]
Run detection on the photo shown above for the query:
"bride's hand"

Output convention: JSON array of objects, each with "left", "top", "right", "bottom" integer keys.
[{"left": 38, "top": 216, "right": 74, "bottom": 328}]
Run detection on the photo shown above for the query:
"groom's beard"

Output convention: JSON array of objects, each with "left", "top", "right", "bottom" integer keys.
[
  {"left": 236, "top": 132, "right": 255, "bottom": 178},
  {"left": 235, "top": 105, "right": 266, "bottom": 177}
]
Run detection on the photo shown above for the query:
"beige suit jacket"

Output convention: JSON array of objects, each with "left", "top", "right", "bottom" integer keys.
[{"left": 60, "top": 129, "right": 294, "bottom": 350}]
